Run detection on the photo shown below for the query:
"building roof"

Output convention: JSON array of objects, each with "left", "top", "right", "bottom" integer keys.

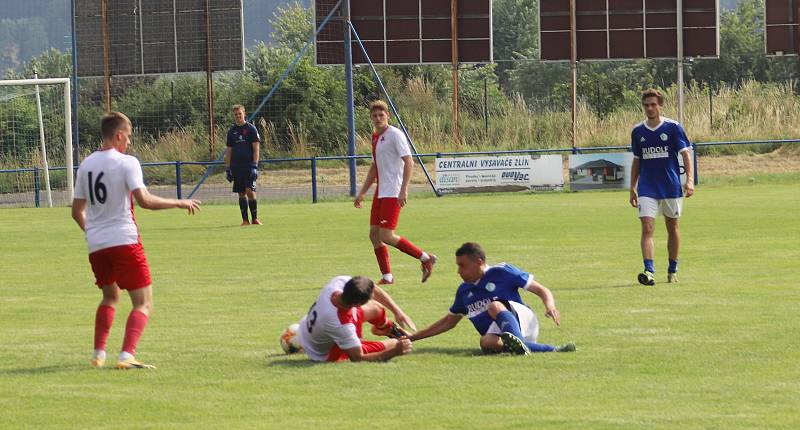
[{"left": 572, "top": 159, "right": 623, "bottom": 170}]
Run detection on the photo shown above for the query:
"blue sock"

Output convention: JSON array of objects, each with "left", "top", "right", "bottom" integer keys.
[
  {"left": 494, "top": 310, "right": 524, "bottom": 339},
  {"left": 525, "top": 342, "right": 556, "bottom": 353},
  {"left": 644, "top": 259, "right": 655, "bottom": 273},
  {"left": 495, "top": 310, "right": 557, "bottom": 353},
  {"left": 668, "top": 259, "right": 678, "bottom": 273}
]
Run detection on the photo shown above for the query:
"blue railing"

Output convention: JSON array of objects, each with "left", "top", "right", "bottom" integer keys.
[{"left": 3, "top": 139, "right": 799, "bottom": 207}]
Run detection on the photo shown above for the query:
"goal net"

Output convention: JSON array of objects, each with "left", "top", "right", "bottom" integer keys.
[{"left": 0, "top": 78, "right": 73, "bottom": 208}]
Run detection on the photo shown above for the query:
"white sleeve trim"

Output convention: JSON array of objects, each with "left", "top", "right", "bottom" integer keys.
[{"left": 678, "top": 147, "right": 691, "bottom": 154}]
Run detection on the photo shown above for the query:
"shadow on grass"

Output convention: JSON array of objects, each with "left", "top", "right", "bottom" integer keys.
[
  {"left": 0, "top": 364, "right": 84, "bottom": 376},
  {"left": 566, "top": 283, "right": 634, "bottom": 291},
  {"left": 410, "top": 346, "right": 482, "bottom": 357}
]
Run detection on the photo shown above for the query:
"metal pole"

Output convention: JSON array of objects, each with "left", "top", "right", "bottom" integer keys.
[
  {"left": 70, "top": 0, "right": 80, "bottom": 159},
  {"left": 64, "top": 79, "right": 74, "bottom": 202},
  {"left": 677, "top": 0, "right": 685, "bottom": 124},
  {"left": 483, "top": 73, "right": 488, "bottom": 135},
  {"left": 569, "top": 0, "right": 578, "bottom": 152},
  {"left": 451, "top": 0, "right": 460, "bottom": 144},
  {"left": 33, "top": 71, "right": 53, "bottom": 207},
  {"left": 311, "top": 157, "right": 318, "bottom": 203},
  {"left": 101, "top": 0, "right": 111, "bottom": 112},
  {"left": 344, "top": 0, "right": 357, "bottom": 197},
  {"left": 205, "top": 0, "right": 216, "bottom": 159},
  {"left": 175, "top": 161, "right": 182, "bottom": 199}
]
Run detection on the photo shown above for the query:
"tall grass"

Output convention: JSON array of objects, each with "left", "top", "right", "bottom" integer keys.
[{"left": 72, "top": 80, "right": 800, "bottom": 165}]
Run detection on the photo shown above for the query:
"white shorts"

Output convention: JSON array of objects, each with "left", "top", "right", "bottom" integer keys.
[
  {"left": 638, "top": 196, "right": 683, "bottom": 219},
  {"left": 486, "top": 301, "right": 540, "bottom": 343}
]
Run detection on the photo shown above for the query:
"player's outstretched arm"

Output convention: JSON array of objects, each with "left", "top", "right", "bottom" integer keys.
[
  {"left": 407, "top": 313, "right": 462, "bottom": 342},
  {"left": 372, "top": 286, "right": 416, "bottom": 331},
  {"left": 526, "top": 280, "right": 561, "bottom": 326},
  {"left": 345, "top": 338, "right": 413, "bottom": 362},
  {"left": 132, "top": 188, "right": 201, "bottom": 214},
  {"left": 354, "top": 164, "right": 377, "bottom": 208},
  {"left": 71, "top": 199, "right": 87, "bottom": 231}
]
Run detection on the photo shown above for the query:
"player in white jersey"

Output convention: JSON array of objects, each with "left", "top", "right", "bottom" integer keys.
[
  {"left": 71, "top": 112, "right": 201, "bottom": 370},
  {"left": 629, "top": 89, "right": 695, "bottom": 286},
  {"left": 298, "top": 276, "right": 413, "bottom": 362},
  {"left": 354, "top": 100, "right": 436, "bottom": 286}
]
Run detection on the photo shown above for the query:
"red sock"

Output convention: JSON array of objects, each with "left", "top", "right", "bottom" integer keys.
[
  {"left": 121, "top": 310, "right": 149, "bottom": 356},
  {"left": 367, "top": 306, "right": 389, "bottom": 329},
  {"left": 94, "top": 305, "right": 115, "bottom": 351},
  {"left": 374, "top": 245, "right": 391, "bottom": 275},
  {"left": 395, "top": 237, "right": 423, "bottom": 259}
]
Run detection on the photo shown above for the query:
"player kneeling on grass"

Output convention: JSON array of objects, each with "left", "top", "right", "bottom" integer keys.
[
  {"left": 408, "top": 242, "right": 575, "bottom": 355},
  {"left": 298, "top": 276, "right": 414, "bottom": 362},
  {"left": 72, "top": 112, "right": 201, "bottom": 370}
]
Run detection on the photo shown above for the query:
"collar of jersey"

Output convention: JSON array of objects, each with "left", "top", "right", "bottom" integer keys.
[{"left": 642, "top": 117, "right": 665, "bottom": 132}]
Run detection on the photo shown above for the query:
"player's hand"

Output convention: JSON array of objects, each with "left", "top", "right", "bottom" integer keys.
[
  {"left": 180, "top": 199, "right": 202, "bottom": 215},
  {"left": 395, "top": 312, "right": 417, "bottom": 332},
  {"left": 398, "top": 189, "right": 408, "bottom": 207},
  {"left": 249, "top": 164, "right": 258, "bottom": 181},
  {"left": 684, "top": 181, "right": 695, "bottom": 198},
  {"left": 395, "top": 338, "right": 413, "bottom": 356},
  {"left": 353, "top": 193, "right": 364, "bottom": 208},
  {"left": 545, "top": 307, "right": 561, "bottom": 326},
  {"left": 629, "top": 190, "right": 638, "bottom": 208},
  {"left": 225, "top": 168, "right": 233, "bottom": 183}
]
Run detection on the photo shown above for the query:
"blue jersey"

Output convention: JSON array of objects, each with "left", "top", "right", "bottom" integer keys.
[
  {"left": 630, "top": 118, "right": 691, "bottom": 199},
  {"left": 449, "top": 263, "right": 531, "bottom": 335},
  {"left": 227, "top": 122, "right": 260, "bottom": 169}
]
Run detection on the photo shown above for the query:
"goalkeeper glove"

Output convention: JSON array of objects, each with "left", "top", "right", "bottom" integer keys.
[
  {"left": 225, "top": 168, "right": 233, "bottom": 183},
  {"left": 250, "top": 164, "right": 258, "bottom": 181}
]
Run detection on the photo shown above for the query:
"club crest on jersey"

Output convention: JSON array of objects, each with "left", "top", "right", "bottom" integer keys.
[
  {"left": 660, "top": 133, "right": 668, "bottom": 141},
  {"left": 485, "top": 282, "right": 496, "bottom": 292}
]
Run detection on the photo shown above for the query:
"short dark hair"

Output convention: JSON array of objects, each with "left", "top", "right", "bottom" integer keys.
[
  {"left": 641, "top": 88, "right": 664, "bottom": 105},
  {"left": 101, "top": 111, "right": 131, "bottom": 140},
  {"left": 455, "top": 242, "right": 486, "bottom": 261},
  {"left": 341, "top": 276, "right": 374, "bottom": 307}
]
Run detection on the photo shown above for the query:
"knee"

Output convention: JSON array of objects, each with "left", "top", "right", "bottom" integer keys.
[
  {"left": 480, "top": 335, "right": 502, "bottom": 353},
  {"left": 641, "top": 222, "right": 655, "bottom": 236},
  {"left": 486, "top": 301, "right": 507, "bottom": 319},
  {"left": 369, "top": 230, "right": 380, "bottom": 243},
  {"left": 378, "top": 230, "right": 396, "bottom": 245}
]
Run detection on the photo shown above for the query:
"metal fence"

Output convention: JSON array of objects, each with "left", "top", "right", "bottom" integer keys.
[{"left": 2, "top": 139, "right": 798, "bottom": 208}]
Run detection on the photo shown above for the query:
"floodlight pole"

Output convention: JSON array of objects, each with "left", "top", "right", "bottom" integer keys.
[
  {"left": 205, "top": 0, "right": 216, "bottom": 158},
  {"left": 569, "top": 0, "right": 578, "bottom": 152},
  {"left": 101, "top": 0, "right": 111, "bottom": 112},
  {"left": 451, "top": 0, "right": 461, "bottom": 145},
  {"left": 677, "top": 0, "right": 685, "bottom": 125},
  {"left": 70, "top": 0, "right": 80, "bottom": 159},
  {"left": 344, "top": 0, "right": 357, "bottom": 197}
]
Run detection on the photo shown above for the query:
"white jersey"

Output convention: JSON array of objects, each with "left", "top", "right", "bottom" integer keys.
[
  {"left": 74, "top": 148, "right": 146, "bottom": 253},
  {"left": 298, "top": 276, "right": 362, "bottom": 362},
  {"left": 373, "top": 125, "right": 412, "bottom": 198}
]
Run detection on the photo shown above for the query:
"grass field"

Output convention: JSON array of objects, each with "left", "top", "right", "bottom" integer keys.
[{"left": 1, "top": 179, "right": 798, "bottom": 429}]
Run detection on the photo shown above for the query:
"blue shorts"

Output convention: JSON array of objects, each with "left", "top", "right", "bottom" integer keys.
[{"left": 232, "top": 171, "right": 256, "bottom": 193}]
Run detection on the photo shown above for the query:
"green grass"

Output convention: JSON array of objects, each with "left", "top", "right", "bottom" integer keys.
[{"left": 1, "top": 179, "right": 799, "bottom": 429}]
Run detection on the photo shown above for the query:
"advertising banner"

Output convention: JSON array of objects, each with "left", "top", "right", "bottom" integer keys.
[{"left": 436, "top": 155, "right": 563, "bottom": 194}]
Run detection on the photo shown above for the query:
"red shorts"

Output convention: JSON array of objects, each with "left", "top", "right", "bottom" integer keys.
[
  {"left": 326, "top": 306, "right": 387, "bottom": 362},
  {"left": 88, "top": 243, "right": 151, "bottom": 291},
  {"left": 370, "top": 196, "right": 402, "bottom": 230}
]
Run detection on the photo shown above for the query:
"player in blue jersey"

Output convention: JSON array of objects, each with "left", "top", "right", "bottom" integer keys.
[
  {"left": 225, "top": 104, "right": 262, "bottom": 226},
  {"left": 629, "top": 89, "right": 695, "bottom": 285},
  {"left": 408, "top": 242, "right": 575, "bottom": 355}
]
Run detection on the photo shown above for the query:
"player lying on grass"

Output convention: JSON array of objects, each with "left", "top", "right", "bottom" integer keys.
[
  {"left": 408, "top": 242, "right": 575, "bottom": 355},
  {"left": 298, "top": 276, "right": 414, "bottom": 362}
]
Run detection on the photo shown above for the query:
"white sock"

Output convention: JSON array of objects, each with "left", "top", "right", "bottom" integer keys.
[
  {"left": 382, "top": 273, "right": 394, "bottom": 283},
  {"left": 118, "top": 351, "right": 134, "bottom": 362},
  {"left": 420, "top": 252, "right": 430, "bottom": 262}
]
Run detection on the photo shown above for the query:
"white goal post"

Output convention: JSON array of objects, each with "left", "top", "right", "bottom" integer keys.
[{"left": 0, "top": 78, "right": 74, "bottom": 205}]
